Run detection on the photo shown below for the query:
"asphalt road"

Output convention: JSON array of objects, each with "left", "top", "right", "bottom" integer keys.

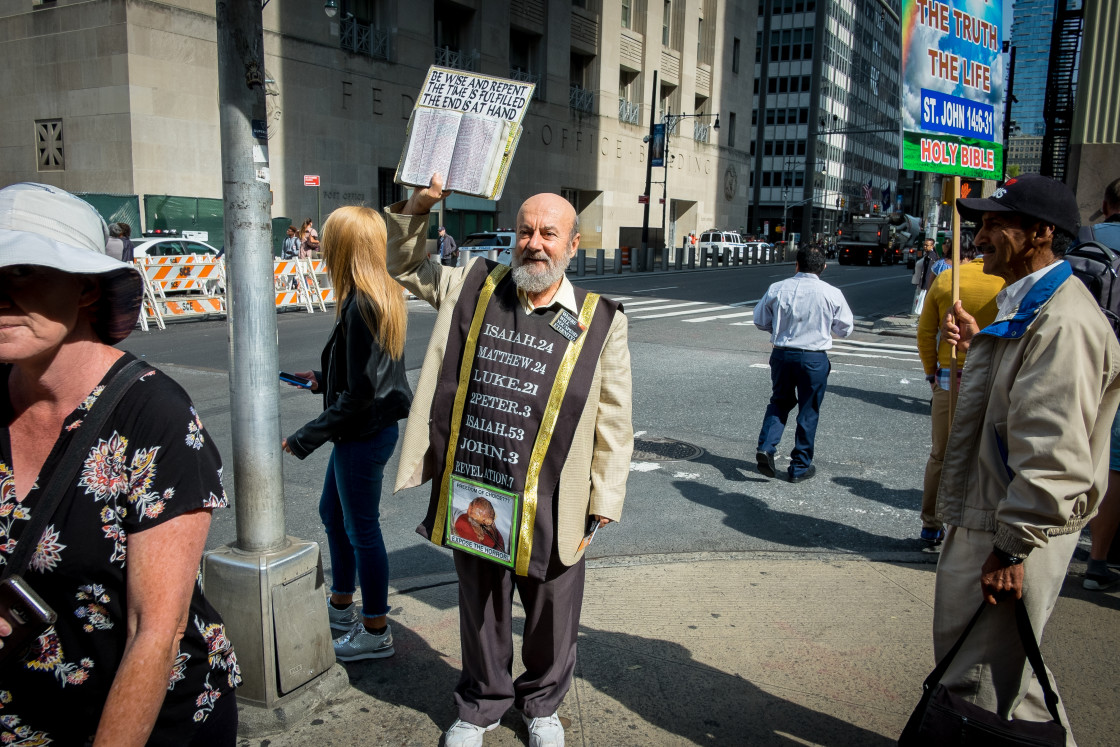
[{"left": 120, "top": 261, "right": 932, "bottom": 583}]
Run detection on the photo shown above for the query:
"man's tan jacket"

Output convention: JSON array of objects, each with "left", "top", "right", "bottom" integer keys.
[{"left": 384, "top": 207, "right": 633, "bottom": 566}]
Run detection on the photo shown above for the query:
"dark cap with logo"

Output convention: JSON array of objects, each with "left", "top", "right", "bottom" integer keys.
[{"left": 956, "top": 173, "right": 1080, "bottom": 237}]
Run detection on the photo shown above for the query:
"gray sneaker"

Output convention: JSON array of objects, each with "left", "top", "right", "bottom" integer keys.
[
  {"left": 327, "top": 600, "right": 359, "bottom": 632},
  {"left": 333, "top": 622, "right": 394, "bottom": 661}
]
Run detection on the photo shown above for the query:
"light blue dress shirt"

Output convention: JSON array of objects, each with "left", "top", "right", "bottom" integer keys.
[{"left": 753, "top": 272, "right": 854, "bottom": 351}]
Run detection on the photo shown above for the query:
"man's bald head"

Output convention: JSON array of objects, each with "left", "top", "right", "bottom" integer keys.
[{"left": 517, "top": 193, "right": 580, "bottom": 244}]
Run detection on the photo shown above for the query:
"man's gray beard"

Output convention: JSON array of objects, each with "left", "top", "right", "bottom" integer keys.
[{"left": 511, "top": 253, "right": 569, "bottom": 294}]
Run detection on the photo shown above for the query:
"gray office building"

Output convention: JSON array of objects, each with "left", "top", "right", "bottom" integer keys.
[{"left": 749, "top": 0, "right": 902, "bottom": 242}]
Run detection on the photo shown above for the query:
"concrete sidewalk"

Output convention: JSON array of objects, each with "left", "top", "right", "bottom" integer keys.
[{"left": 241, "top": 553, "right": 1118, "bottom": 747}]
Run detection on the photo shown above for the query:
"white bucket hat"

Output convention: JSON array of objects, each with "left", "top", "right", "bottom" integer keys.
[{"left": 0, "top": 182, "right": 144, "bottom": 344}]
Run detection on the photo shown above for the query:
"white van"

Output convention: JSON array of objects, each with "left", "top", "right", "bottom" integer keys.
[{"left": 697, "top": 230, "right": 746, "bottom": 262}]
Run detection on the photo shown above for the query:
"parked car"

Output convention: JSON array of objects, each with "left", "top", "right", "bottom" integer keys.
[
  {"left": 133, "top": 238, "right": 221, "bottom": 260},
  {"left": 743, "top": 241, "right": 773, "bottom": 261},
  {"left": 697, "top": 230, "right": 746, "bottom": 262},
  {"left": 459, "top": 230, "right": 516, "bottom": 265}
]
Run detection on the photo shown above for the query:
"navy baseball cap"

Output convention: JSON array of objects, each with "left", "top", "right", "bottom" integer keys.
[{"left": 957, "top": 173, "right": 1080, "bottom": 237}]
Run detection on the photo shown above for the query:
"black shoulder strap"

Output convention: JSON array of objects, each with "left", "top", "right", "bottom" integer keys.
[
  {"left": 1, "top": 358, "right": 150, "bottom": 581},
  {"left": 917, "top": 599, "right": 1063, "bottom": 725}
]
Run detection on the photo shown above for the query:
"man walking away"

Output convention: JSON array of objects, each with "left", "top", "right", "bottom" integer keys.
[
  {"left": 937, "top": 174, "right": 1120, "bottom": 741},
  {"left": 754, "top": 246, "right": 853, "bottom": 483},
  {"left": 911, "top": 237, "right": 937, "bottom": 314},
  {"left": 1077, "top": 176, "right": 1120, "bottom": 590},
  {"left": 915, "top": 229, "right": 1003, "bottom": 550},
  {"left": 438, "top": 225, "right": 458, "bottom": 266},
  {"left": 106, "top": 222, "right": 126, "bottom": 261}
]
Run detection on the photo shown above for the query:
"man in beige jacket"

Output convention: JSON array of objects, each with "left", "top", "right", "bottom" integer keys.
[
  {"left": 936, "top": 174, "right": 1120, "bottom": 742},
  {"left": 384, "top": 176, "right": 632, "bottom": 747}
]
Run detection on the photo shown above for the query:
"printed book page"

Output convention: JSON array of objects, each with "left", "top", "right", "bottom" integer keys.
[{"left": 396, "top": 66, "right": 535, "bottom": 200}]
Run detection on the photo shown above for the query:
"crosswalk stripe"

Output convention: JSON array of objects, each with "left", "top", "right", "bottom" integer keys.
[
  {"left": 628, "top": 301, "right": 709, "bottom": 318},
  {"left": 835, "top": 339, "right": 918, "bottom": 352},
  {"left": 634, "top": 305, "right": 729, "bottom": 319},
  {"left": 615, "top": 298, "right": 686, "bottom": 308},
  {"left": 683, "top": 311, "right": 754, "bottom": 322},
  {"left": 829, "top": 350, "right": 921, "bottom": 362}
]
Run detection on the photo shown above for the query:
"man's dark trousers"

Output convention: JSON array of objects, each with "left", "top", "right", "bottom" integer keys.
[
  {"left": 756, "top": 348, "right": 830, "bottom": 476},
  {"left": 452, "top": 550, "right": 585, "bottom": 725}
]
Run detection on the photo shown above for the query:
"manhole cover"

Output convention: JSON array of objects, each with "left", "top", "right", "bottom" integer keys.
[{"left": 633, "top": 437, "right": 704, "bottom": 462}]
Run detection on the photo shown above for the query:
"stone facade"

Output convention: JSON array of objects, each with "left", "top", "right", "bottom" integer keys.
[{"left": 0, "top": 0, "right": 754, "bottom": 251}]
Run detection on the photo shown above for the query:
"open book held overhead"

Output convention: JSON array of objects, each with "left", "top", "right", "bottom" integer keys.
[{"left": 396, "top": 66, "right": 536, "bottom": 201}]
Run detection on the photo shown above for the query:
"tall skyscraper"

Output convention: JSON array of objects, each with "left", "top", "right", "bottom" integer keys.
[
  {"left": 1009, "top": 0, "right": 1056, "bottom": 137},
  {"left": 749, "top": 0, "right": 903, "bottom": 241}
]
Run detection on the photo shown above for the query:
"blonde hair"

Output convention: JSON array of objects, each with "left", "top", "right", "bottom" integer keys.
[{"left": 320, "top": 206, "right": 407, "bottom": 359}]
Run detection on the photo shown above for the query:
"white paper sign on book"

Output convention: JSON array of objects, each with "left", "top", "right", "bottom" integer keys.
[{"left": 397, "top": 66, "right": 536, "bottom": 201}]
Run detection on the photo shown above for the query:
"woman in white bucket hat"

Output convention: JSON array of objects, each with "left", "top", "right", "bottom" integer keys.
[{"left": 0, "top": 183, "right": 239, "bottom": 745}]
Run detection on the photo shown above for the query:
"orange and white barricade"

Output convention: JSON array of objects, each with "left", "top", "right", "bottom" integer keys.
[
  {"left": 137, "top": 256, "right": 227, "bottom": 325},
  {"left": 273, "top": 259, "right": 315, "bottom": 312},
  {"left": 304, "top": 259, "right": 332, "bottom": 310}
]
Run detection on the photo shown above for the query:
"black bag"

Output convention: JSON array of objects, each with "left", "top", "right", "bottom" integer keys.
[
  {"left": 898, "top": 599, "right": 1066, "bottom": 746},
  {"left": 1065, "top": 230, "right": 1120, "bottom": 339}
]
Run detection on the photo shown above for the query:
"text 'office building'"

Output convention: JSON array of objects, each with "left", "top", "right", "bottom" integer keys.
[
  {"left": 750, "top": 0, "right": 902, "bottom": 242},
  {"left": 0, "top": 0, "right": 754, "bottom": 252}
]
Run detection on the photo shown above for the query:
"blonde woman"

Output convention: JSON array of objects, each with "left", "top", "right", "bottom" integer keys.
[{"left": 282, "top": 206, "right": 412, "bottom": 660}]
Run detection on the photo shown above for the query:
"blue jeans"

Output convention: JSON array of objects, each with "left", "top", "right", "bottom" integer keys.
[
  {"left": 756, "top": 348, "right": 830, "bottom": 476},
  {"left": 319, "top": 424, "right": 399, "bottom": 619}
]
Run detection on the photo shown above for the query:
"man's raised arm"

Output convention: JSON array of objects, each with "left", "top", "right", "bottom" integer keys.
[{"left": 383, "top": 173, "right": 453, "bottom": 309}]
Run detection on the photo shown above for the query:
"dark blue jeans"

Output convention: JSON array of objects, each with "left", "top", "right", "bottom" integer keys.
[
  {"left": 756, "top": 348, "right": 831, "bottom": 476},
  {"left": 319, "top": 423, "right": 399, "bottom": 619}
]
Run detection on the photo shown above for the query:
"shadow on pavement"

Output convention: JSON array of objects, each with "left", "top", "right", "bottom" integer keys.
[
  {"left": 576, "top": 625, "right": 894, "bottom": 746},
  {"left": 691, "top": 449, "right": 770, "bottom": 484},
  {"left": 341, "top": 620, "right": 461, "bottom": 734},
  {"left": 831, "top": 475, "right": 924, "bottom": 512},
  {"left": 675, "top": 480, "right": 919, "bottom": 554},
  {"left": 827, "top": 384, "right": 929, "bottom": 416}
]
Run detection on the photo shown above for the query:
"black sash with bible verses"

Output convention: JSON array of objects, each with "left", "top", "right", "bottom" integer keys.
[{"left": 417, "top": 260, "right": 620, "bottom": 579}]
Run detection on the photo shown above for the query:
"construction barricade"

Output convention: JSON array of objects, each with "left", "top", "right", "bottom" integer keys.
[{"left": 137, "top": 255, "right": 227, "bottom": 328}]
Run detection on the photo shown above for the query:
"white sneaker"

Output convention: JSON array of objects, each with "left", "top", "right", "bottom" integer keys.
[
  {"left": 443, "top": 719, "right": 499, "bottom": 747},
  {"left": 327, "top": 599, "right": 359, "bottom": 632},
  {"left": 523, "top": 712, "right": 565, "bottom": 747}
]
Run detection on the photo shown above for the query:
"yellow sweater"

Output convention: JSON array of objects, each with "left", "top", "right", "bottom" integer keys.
[{"left": 917, "top": 261, "right": 1005, "bottom": 374}]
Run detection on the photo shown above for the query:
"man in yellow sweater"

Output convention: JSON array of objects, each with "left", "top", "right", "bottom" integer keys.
[{"left": 916, "top": 230, "right": 1005, "bottom": 549}]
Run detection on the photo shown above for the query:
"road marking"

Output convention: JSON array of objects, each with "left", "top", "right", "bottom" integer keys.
[
  {"left": 683, "top": 311, "right": 754, "bottom": 322},
  {"left": 634, "top": 304, "right": 727, "bottom": 319},
  {"left": 729, "top": 298, "right": 762, "bottom": 307},
  {"left": 832, "top": 275, "right": 912, "bottom": 290},
  {"left": 608, "top": 296, "right": 634, "bottom": 302},
  {"left": 629, "top": 302, "right": 709, "bottom": 318},
  {"left": 614, "top": 298, "right": 684, "bottom": 308},
  {"left": 829, "top": 350, "right": 921, "bottom": 362},
  {"left": 834, "top": 339, "right": 918, "bottom": 353},
  {"left": 627, "top": 286, "right": 678, "bottom": 293}
]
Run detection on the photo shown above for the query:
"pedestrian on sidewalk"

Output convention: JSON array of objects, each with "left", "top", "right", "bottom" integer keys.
[
  {"left": 438, "top": 225, "right": 458, "bottom": 266},
  {"left": 915, "top": 229, "right": 1003, "bottom": 550},
  {"left": 282, "top": 206, "right": 413, "bottom": 662},
  {"left": 0, "top": 183, "right": 240, "bottom": 745},
  {"left": 385, "top": 175, "right": 633, "bottom": 747},
  {"left": 1075, "top": 176, "right": 1120, "bottom": 590},
  {"left": 754, "top": 246, "right": 853, "bottom": 483},
  {"left": 911, "top": 237, "right": 937, "bottom": 314},
  {"left": 936, "top": 174, "right": 1120, "bottom": 739}
]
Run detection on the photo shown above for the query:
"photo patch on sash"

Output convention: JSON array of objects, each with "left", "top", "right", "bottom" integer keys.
[
  {"left": 550, "top": 309, "right": 586, "bottom": 342},
  {"left": 445, "top": 476, "right": 521, "bottom": 568}
]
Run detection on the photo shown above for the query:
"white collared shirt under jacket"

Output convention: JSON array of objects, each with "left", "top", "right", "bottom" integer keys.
[{"left": 753, "top": 272, "right": 854, "bottom": 351}]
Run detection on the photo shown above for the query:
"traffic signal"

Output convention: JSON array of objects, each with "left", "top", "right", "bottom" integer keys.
[{"left": 840, "top": 197, "right": 846, "bottom": 208}]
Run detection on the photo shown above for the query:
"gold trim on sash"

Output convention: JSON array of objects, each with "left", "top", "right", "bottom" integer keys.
[
  {"left": 515, "top": 292, "right": 600, "bottom": 575},
  {"left": 431, "top": 264, "right": 510, "bottom": 546}
]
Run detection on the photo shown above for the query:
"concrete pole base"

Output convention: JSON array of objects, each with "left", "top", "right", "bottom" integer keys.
[
  {"left": 236, "top": 663, "right": 350, "bottom": 738},
  {"left": 203, "top": 538, "right": 338, "bottom": 708}
]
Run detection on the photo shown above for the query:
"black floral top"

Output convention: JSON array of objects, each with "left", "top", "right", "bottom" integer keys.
[{"left": 0, "top": 354, "right": 240, "bottom": 745}]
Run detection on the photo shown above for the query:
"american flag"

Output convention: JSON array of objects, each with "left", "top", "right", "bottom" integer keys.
[{"left": 862, "top": 180, "right": 874, "bottom": 209}]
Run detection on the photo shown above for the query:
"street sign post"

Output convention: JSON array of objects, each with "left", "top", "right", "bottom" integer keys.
[{"left": 304, "top": 175, "right": 321, "bottom": 227}]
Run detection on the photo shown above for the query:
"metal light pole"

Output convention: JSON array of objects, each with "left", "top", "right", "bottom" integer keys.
[
  {"left": 203, "top": 0, "right": 342, "bottom": 726},
  {"left": 660, "top": 110, "right": 719, "bottom": 254},
  {"left": 639, "top": 70, "right": 658, "bottom": 272}
]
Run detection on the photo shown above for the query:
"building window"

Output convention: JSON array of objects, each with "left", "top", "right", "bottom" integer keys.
[
  {"left": 727, "top": 112, "right": 736, "bottom": 148},
  {"left": 378, "top": 167, "right": 404, "bottom": 205},
  {"left": 732, "top": 37, "right": 740, "bottom": 73},
  {"left": 621, "top": 0, "right": 631, "bottom": 28},
  {"left": 663, "top": 0, "right": 671, "bottom": 46},
  {"left": 35, "top": 118, "right": 64, "bottom": 171}
]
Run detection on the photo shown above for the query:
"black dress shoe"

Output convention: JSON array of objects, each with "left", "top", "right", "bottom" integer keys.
[
  {"left": 788, "top": 465, "right": 817, "bottom": 483},
  {"left": 756, "top": 450, "right": 777, "bottom": 478}
]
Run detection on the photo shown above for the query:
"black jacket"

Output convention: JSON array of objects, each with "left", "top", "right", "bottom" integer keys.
[{"left": 286, "top": 294, "right": 412, "bottom": 458}]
